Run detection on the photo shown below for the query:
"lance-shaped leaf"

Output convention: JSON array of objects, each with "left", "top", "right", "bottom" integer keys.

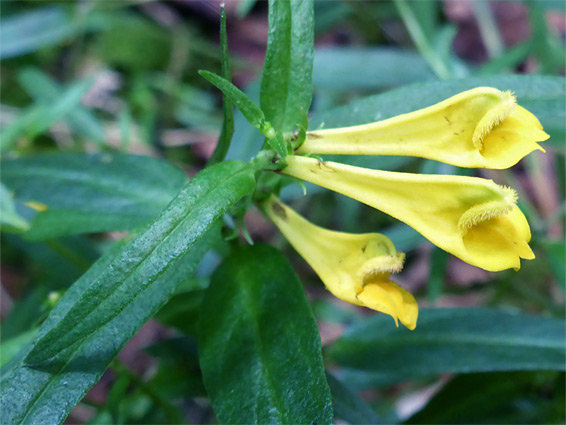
[
  {"left": 199, "top": 70, "right": 286, "bottom": 157},
  {"left": 18, "top": 68, "right": 106, "bottom": 146},
  {"left": 327, "top": 308, "right": 566, "bottom": 386},
  {"left": 208, "top": 6, "right": 234, "bottom": 165},
  {"left": 260, "top": 0, "right": 314, "bottom": 134},
  {"left": 199, "top": 244, "right": 333, "bottom": 424},
  {"left": 1, "top": 153, "right": 187, "bottom": 240},
  {"left": 22, "top": 161, "right": 255, "bottom": 365},
  {"left": 1, "top": 161, "right": 255, "bottom": 425},
  {"left": 0, "top": 78, "right": 94, "bottom": 153}
]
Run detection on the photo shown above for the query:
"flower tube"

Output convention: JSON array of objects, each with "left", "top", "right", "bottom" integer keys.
[
  {"left": 282, "top": 155, "right": 534, "bottom": 272},
  {"left": 264, "top": 197, "right": 418, "bottom": 330},
  {"left": 297, "top": 87, "right": 548, "bottom": 169}
]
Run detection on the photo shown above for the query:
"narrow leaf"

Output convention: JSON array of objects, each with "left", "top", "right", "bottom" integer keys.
[
  {"left": 199, "top": 70, "right": 265, "bottom": 130},
  {"left": 1, "top": 153, "right": 186, "bottom": 240},
  {"left": 313, "top": 47, "right": 435, "bottom": 90},
  {"left": 23, "top": 160, "right": 255, "bottom": 364},
  {"left": 199, "top": 244, "right": 333, "bottom": 425},
  {"left": 208, "top": 6, "right": 234, "bottom": 166},
  {"left": 260, "top": 0, "right": 314, "bottom": 134},
  {"left": 328, "top": 308, "right": 566, "bottom": 386},
  {"left": 0, "top": 79, "right": 94, "bottom": 153},
  {"left": 406, "top": 372, "right": 565, "bottom": 424},
  {"left": 1, "top": 161, "right": 256, "bottom": 424},
  {"left": 18, "top": 68, "right": 106, "bottom": 146},
  {"left": 0, "top": 7, "right": 76, "bottom": 59}
]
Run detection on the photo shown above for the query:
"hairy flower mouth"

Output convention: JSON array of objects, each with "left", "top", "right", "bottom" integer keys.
[
  {"left": 358, "top": 252, "right": 405, "bottom": 284},
  {"left": 472, "top": 91, "right": 516, "bottom": 151},
  {"left": 264, "top": 196, "right": 418, "bottom": 329},
  {"left": 458, "top": 187, "right": 518, "bottom": 233}
]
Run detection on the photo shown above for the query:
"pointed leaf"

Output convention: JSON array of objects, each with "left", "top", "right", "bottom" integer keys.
[
  {"left": 1, "top": 161, "right": 256, "bottom": 424},
  {"left": 1, "top": 153, "right": 186, "bottom": 240},
  {"left": 18, "top": 68, "right": 106, "bottom": 146},
  {"left": 208, "top": 6, "right": 234, "bottom": 166},
  {"left": 199, "top": 244, "right": 333, "bottom": 424},
  {"left": 260, "top": 0, "right": 314, "bottom": 134},
  {"left": 23, "top": 160, "right": 255, "bottom": 364},
  {"left": 199, "top": 70, "right": 265, "bottom": 130},
  {"left": 328, "top": 308, "right": 566, "bottom": 387},
  {"left": 0, "top": 7, "right": 76, "bottom": 59}
]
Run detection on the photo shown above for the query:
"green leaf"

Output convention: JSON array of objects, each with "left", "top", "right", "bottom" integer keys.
[
  {"left": 327, "top": 308, "right": 566, "bottom": 387},
  {"left": 198, "top": 70, "right": 266, "bottom": 130},
  {"left": 406, "top": 372, "right": 565, "bottom": 424},
  {"left": 260, "top": 0, "right": 314, "bottom": 134},
  {"left": 310, "top": 75, "right": 565, "bottom": 147},
  {"left": 1, "top": 161, "right": 256, "bottom": 424},
  {"left": 199, "top": 244, "right": 333, "bottom": 425},
  {"left": 0, "top": 7, "right": 76, "bottom": 59},
  {"left": 0, "top": 79, "right": 95, "bottom": 153},
  {"left": 23, "top": 160, "right": 255, "bottom": 364},
  {"left": 477, "top": 41, "right": 532, "bottom": 75},
  {"left": 313, "top": 47, "right": 435, "bottom": 90},
  {"left": 326, "top": 372, "right": 380, "bottom": 425},
  {"left": 18, "top": 68, "right": 106, "bottom": 146},
  {"left": 199, "top": 71, "right": 287, "bottom": 158},
  {"left": 1, "top": 153, "right": 187, "bottom": 240},
  {"left": 0, "top": 182, "right": 28, "bottom": 232},
  {"left": 208, "top": 6, "right": 234, "bottom": 166},
  {"left": 237, "top": 0, "right": 258, "bottom": 18}
]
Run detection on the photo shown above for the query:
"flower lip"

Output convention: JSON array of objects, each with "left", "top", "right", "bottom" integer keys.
[
  {"left": 281, "top": 155, "right": 534, "bottom": 272},
  {"left": 359, "top": 252, "right": 405, "bottom": 283},
  {"left": 472, "top": 90, "right": 516, "bottom": 151},
  {"left": 264, "top": 196, "right": 418, "bottom": 330},
  {"left": 458, "top": 187, "right": 518, "bottom": 233}
]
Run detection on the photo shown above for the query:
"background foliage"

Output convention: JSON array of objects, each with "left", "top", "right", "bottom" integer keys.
[{"left": 0, "top": 1, "right": 564, "bottom": 424}]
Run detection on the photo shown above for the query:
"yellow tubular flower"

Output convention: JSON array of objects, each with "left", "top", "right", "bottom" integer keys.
[
  {"left": 297, "top": 87, "right": 549, "bottom": 169},
  {"left": 282, "top": 156, "right": 535, "bottom": 272},
  {"left": 264, "top": 197, "right": 418, "bottom": 330}
]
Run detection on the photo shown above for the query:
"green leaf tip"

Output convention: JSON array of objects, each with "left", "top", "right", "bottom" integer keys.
[{"left": 198, "top": 69, "right": 265, "bottom": 129}]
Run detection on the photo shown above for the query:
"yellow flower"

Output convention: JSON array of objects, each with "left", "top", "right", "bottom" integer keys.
[
  {"left": 297, "top": 87, "right": 549, "bottom": 169},
  {"left": 282, "top": 156, "right": 534, "bottom": 272},
  {"left": 264, "top": 197, "right": 418, "bottom": 330}
]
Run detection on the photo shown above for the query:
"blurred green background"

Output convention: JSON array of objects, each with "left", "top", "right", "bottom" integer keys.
[{"left": 1, "top": 1, "right": 564, "bottom": 424}]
